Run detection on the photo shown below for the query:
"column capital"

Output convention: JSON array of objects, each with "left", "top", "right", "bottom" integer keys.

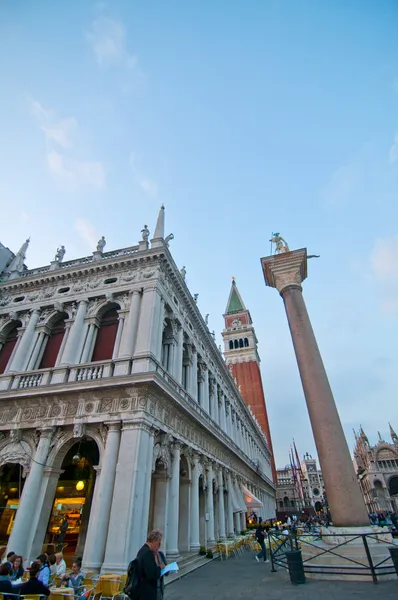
[
  {"left": 37, "top": 426, "right": 56, "bottom": 440},
  {"left": 103, "top": 421, "right": 122, "bottom": 432},
  {"left": 261, "top": 248, "right": 307, "bottom": 295}
]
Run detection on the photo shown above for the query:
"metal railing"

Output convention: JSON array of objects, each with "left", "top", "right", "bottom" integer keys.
[{"left": 268, "top": 531, "right": 397, "bottom": 584}]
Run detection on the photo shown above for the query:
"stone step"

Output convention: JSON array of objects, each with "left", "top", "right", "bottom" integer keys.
[{"left": 165, "top": 553, "right": 217, "bottom": 586}]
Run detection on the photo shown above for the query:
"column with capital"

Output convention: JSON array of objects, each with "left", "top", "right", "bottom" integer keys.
[
  {"left": 59, "top": 300, "right": 88, "bottom": 365},
  {"left": 189, "top": 453, "right": 201, "bottom": 551},
  {"left": 102, "top": 421, "right": 156, "bottom": 572},
  {"left": 7, "top": 427, "right": 55, "bottom": 558},
  {"left": 261, "top": 248, "right": 368, "bottom": 527},
  {"left": 206, "top": 463, "right": 215, "bottom": 545},
  {"left": 132, "top": 286, "right": 163, "bottom": 373},
  {"left": 29, "top": 466, "right": 64, "bottom": 558},
  {"left": 7, "top": 309, "right": 40, "bottom": 372},
  {"left": 83, "top": 423, "right": 121, "bottom": 571},
  {"left": 226, "top": 472, "right": 235, "bottom": 537},
  {"left": 202, "top": 364, "right": 209, "bottom": 413},
  {"left": 208, "top": 377, "right": 216, "bottom": 422},
  {"left": 173, "top": 322, "right": 184, "bottom": 384},
  {"left": 218, "top": 389, "right": 227, "bottom": 432},
  {"left": 166, "top": 441, "right": 181, "bottom": 559},
  {"left": 114, "top": 290, "right": 142, "bottom": 375},
  {"left": 217, "top": 469, "right": 226, "bottom": 541},
  {"left": 190, "top": 346, "right": 198, "bottom": 401}
]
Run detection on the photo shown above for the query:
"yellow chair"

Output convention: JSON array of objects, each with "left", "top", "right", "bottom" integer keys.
[
  {"left": 20, "top": 596, "right": 43, "bottom": 600},
  {"left": 120, "top": 573, "right": 127, "bottom": 587},
  {"left": 99, "top": 578, "right": 122, "bottom": 599}
]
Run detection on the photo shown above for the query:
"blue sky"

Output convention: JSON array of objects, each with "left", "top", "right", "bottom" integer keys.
[{"left": 1, "top": 1, "right": 397, "bottom": 466}]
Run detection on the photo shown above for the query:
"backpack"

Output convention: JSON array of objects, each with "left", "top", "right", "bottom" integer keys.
[{"left": 124, "top": 557, "right": 142, "bottom": 600}]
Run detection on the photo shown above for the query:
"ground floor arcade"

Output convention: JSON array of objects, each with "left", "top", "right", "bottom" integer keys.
[{"left": 0, "top": 420, "right": 275, "bottom": 572}]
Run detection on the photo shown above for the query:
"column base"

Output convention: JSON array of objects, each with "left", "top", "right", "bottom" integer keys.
[
  {"left": 301, "top": 526, "right": 396, "bottom": 581},
  {"left": 113, "top": 358, "right": 132, "bottom": 376},
  {"left": 166, "top": 550, "right": 181, "bottom": 561},
  {"left": 189, "top": 543, "right": 201, "bottom": 552}
]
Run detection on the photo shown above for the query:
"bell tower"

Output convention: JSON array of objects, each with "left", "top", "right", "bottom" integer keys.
[{"left": 222, "top": 278, "right": 277, "bottom": 482}]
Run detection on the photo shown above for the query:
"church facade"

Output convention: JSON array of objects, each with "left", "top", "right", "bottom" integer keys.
[
  {"left": 353, "top": 425, "right": 398, "bottom": 514},
  {"left": 0, "top": 207, "right": 275, "bottom": 572}
]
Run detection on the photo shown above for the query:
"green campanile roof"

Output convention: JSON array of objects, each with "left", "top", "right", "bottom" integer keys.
[{"left": 225, "top": 279, "right": 247, "bottom": 314}]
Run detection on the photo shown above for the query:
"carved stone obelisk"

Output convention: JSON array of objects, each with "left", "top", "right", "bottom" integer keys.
[{"left": 261, "top": 246, "right": 368, "bottom": 527}]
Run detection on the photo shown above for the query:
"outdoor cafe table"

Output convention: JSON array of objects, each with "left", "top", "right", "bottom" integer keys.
[{"left": 50, "top": 587, "right": 74, "bottom": 596}]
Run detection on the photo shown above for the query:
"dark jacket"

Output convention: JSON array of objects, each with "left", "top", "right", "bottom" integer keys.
[
  {"left": 20, "top": 577, "right": 51, "bottom": 597},
  {"left": 10, "top": 566, "right": 24, "bottom": 581},
  {"left": 255, "top": 525, "right": 265, "bottom": 542},
  {"left": 136, "top": 544, "right": 161, "bottom": 600},
  {"left": 0, "top": 578, "right": 13, "bottom": 594}
]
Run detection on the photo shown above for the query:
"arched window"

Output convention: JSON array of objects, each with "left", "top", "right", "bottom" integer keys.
[
  {"left": 0, "top": 322, "right": 21, "bottom": 374},
  {"left": 91, "top": 308, "right": 119, "bottom": 361},
  {"left": 239, "top": 338, "right": 244, "bottom": 348},
  {"left": 39, "top": 314, "right": 68, "bottom": 369},
  {"left": 244, "top": 338, "right": 249, "bottom": 347},
  {"left": 234, "top": 339, "right": 239, "bottom": 349},
  {"left": 229, "top": 340, "right": 233, "bottom": 350}
]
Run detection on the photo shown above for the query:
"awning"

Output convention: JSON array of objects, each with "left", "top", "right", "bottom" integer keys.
[
  {"left": 234, "top": 482, "right": 248, "bottom": 512},
  {"left": 242, "top": 485, "right": 264, "bottom": 510},
  {"left": 229, "top": 485, "right": 241, "bottom": 513}
]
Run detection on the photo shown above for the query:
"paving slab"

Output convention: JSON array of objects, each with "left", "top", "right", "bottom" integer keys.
[{"left": 164, "top": 549, "right": 398, "bottom": 600}]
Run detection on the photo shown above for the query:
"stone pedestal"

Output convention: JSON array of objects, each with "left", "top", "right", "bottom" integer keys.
[
  {"left": 300, "top": 526, "right": 397, "bottom": 581},
  {"left": 261, "top": 249, "right": 369, "bottom": 527}
]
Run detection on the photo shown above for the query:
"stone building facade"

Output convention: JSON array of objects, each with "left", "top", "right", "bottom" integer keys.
[
  {"left": 353, "top": 425, "right": 398, "bottom": 513},
  {"left": 276, "top": 454, "right": 325, "bottom": 518},
  {"left": 0, "top": 207, "right": 275, "bottom": 572}
]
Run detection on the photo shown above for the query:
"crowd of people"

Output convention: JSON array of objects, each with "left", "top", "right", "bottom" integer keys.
[{"left": 0, "top": 550, "right": 82, "bottom": 598}]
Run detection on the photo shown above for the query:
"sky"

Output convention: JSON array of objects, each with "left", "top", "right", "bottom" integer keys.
[{"left": 0, "top": 1, "right": 397, "bottom": 468}]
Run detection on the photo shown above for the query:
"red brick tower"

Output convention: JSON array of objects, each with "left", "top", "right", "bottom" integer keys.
[{"left": 222, "top": 278, "right": 277, "bottom": 482}]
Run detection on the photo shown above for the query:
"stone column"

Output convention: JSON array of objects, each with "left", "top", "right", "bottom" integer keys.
[
  {"left": 102, "top": 421, "right": 156, "bottom": 572},
  {"left": 174, "top": 323, "right": 184, "bottom": 384},
  {"left": 240, "top": 512, "right": 246, "bottom": 531},
  {"left": 190, "top": 453, "right": 201, "bottom": 551},
  {"left": 225, "top": 400, "right": 232, "bottom": 438},
  {"left": 55, "top": 321, "right": 71, "bottom": 367},
  {"left": 83, "top": 423, "right": 121, "bottom": 571},
  {"left": 226, "top": 472, "right": 235, "bottom": 537},
  {"left": 7, "top": 427, "right": 54, "bottom": 557},
  {"left": 219, "top": 390, "right": 227, "bottom": 432},
  {"left": 190, "top": 346, "right": 198, "bottom": 401},
  {"left": 208, "top": 376, "right": 215, "bottom": 421},
  {"left": 217, "top": 469, "right": 226, "bottom": 541},
  {"left": 60, "top": 300, "right": 88, "bottom": 365},
  {"left": 118, "top": 291, "right": 141, "bottom": 358},
  {"left": 201, "top": 364, "right": 209, "bottom": 413},
  {"left": 26, "top": 329, "right": 46, "bottom": 371},
  {"left": 112, "top": 312, "right": 125, "bottom": 359},
  {"left": 166, "top": 440, "right": 181, "bottom": 558},
  {"left": 80, "top": 321, "right": 96, "bottom": 364},
  {"left": 132, "top": 287, "right": 163, "bottom": 372},
  {"left": 261, "top": 248, "right": 368, "bottom": 527},
  {"left": 206, "top": 462, "right": 215, "bottom": 545},
  {"left": 8, "top": 309, "right": 40, "bottom": 372},
  {"left": 233, "top": 512, "right": 240, "bottom": 534}
]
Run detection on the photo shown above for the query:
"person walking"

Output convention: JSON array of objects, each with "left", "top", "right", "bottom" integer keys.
[
  {"left": 255, "top": 522, "right": 269, "bottom": 563},
  {"left": 136, "top": 530, "right": 165, "bottom": 600}
]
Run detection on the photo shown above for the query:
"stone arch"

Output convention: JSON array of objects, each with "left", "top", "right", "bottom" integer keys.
[
  {"left": 388, "top": 476, "right": 398, "bottom": 497},
  {"left": 46, "top": 427, "right": 105, "bottom": 470},
  {"left": 0, "top": 318, "right": 22, "bottom": 338},
  {"left": 0, "top": 434, "right": 36, "bottom": 474},
  {"left": 40, "top": 310, "right": 69, "bottom": 328},
  {"left": 92, "top": 300, "right": 122, "bottom": 321}
]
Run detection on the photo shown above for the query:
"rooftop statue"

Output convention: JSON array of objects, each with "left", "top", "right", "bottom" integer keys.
[
  {"left": 141, "top": 225, "right": 150, "bottom": 242},
  {"left": 97, "top": 236, "right": 106, "bottom": 252},
  {"left": 55, "top": 245, "right": 66, "bottom": 262},
  {"left": 269, "top": 232, "right": 290, "bottom": 254}
]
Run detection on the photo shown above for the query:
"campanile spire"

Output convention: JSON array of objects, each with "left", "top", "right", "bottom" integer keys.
[{"left": 222, "top": 278, "right": 277, "bottom": 483}]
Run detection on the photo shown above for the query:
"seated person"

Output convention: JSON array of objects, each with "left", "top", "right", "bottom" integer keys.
[
  {"left": 54, "top": 552, "right": 67, "bottom": 576},
  {"left": 0, "top": 562, "right": 13, "bottom": 596},
  {"left": 36, "top": 554, "right": 51, "bottom": 585},
  {"left": 61, "top": 558, "right": 84, "bottom": 598},
  {"left": 10, "top": 555, "right": 24, "bottom": 581},
  {"left": 20, "top": 561, "right": 51, "bottom": 597}
]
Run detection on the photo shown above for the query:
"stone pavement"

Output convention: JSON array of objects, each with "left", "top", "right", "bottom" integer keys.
[{"left": 164, "top": 549, "right": 398, "bottom": 600}]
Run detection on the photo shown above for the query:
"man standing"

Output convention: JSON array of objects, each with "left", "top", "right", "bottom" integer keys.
[
  {"left": 255, "top": 522, "right": 269, "bottom": 563},
  {"left": 136, "top": 530, "right": 166, "bottom": 600}
]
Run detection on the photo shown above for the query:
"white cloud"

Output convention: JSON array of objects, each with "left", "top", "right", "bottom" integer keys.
[
  {"left": 129, "top": 153, "right": 158, "bottom": 197},
  {"left": 30, "top": 100, "right": 77, "bottom": 149},
  {"left": 86, "top": 17, "right": 137, "bottom": 69},
  {"left": 75, "top": 218, "right": 100, "bottom": 249},
  {"left": 47, "top": 151, "right": 105, "bottom": 190},
  {"left": 30, "top": 99, "right": 105, "bottom": 190},
  {"left": 389, "top": 130, "right": 398, "bottom": 164}
]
